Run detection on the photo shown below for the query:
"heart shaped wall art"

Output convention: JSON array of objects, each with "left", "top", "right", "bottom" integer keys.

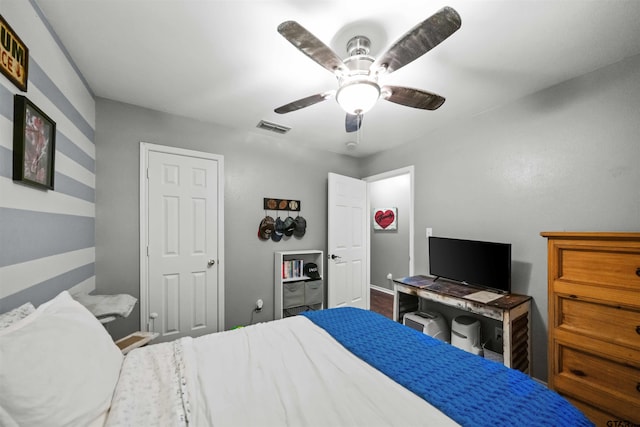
[{"left": 373, "top": 208, "right": 397, "bottom": 230}]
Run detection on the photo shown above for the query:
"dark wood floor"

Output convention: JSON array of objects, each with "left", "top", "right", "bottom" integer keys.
[{"left": 370, "top": 288, "right": 394, "bottom": 319}]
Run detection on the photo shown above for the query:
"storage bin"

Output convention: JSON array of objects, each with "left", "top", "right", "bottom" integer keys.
[
  {"left": 283, "top": 281, "right": 305, "bottom": 308},
  {"left": 483, "top": 347, "right": 504, "bottom": 364},
  {"left": 304, "top": 280, "right": 323, "bottom": 305}
]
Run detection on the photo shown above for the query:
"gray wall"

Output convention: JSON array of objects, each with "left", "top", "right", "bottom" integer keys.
[
  {"left": 359, "top": 54, "right": 640, "bottom": 380},
  {"left": 369, "top": 174, "right": 410, "bottom": 290},
  {"left": 97, "top": 53, "right": 640, "bottom": 379},
  {"left": 95, "top": 98, "right": 359, "bottom": 338}
]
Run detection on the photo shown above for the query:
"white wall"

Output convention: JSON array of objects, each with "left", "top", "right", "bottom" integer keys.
[
  {"left": 0, "top": 1, "right": 96, "bottom": 311},
  {"left": 360, "top": 54, "right": 640, "bottom": 380}
]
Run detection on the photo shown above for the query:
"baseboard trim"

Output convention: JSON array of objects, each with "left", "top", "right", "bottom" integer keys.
[
  {"left": 531, "top": 377, "right": 548, "bottom": 387},
  {"left": 370, "top": 284, "right": 394, "bottom": 295}
]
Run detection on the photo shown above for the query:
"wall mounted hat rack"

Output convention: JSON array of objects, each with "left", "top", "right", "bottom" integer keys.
[{"left": 263, "top": 198, "right": 301, "bottom": 211}]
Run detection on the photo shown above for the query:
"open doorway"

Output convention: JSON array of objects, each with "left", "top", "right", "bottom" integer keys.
[{"left": 364, "top": 166, "right": 414, "bottom": 298}]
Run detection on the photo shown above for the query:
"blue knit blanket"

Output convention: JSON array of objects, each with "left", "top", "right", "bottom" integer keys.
[{"left": 302, "top": 307, "right": 593, "bottom": 427}]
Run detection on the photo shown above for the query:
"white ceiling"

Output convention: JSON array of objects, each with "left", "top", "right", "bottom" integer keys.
[{"left": 35, "top": 0, "right": 640, "bottom": 157}]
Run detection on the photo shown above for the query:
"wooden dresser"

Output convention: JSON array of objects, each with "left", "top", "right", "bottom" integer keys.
[{"left": 542, "top": 232, "right": 640, "bottom": 426}]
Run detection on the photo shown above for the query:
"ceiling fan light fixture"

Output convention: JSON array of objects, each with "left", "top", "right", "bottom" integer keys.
[
  {"left": 275, "top": 7, "right": 461, "bottom": 126},
  {"left": 336, "top": 80, "right": 380, "bottom": 115}
]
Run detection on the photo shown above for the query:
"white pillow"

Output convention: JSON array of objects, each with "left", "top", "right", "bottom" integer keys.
[
  {"left": 0, "top": 291, "right": 123, "bottom": 427},
  {"left": 0, "top": 302, "right": 35, "bottom": 330}
]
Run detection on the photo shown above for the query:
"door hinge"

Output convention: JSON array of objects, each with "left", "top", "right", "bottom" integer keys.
[
  {"left": 146, "top": 168, "right": 149, "bottom": 179},
  {"left": 146, "top": 246, "right": 149, "bottom": 256}
]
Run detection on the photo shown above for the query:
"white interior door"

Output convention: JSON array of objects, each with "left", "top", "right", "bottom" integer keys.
[
  {"left": 327, "top": 172, "right": 368, "bottom": 309},
  {"left": 141, "top": 144, "right": 224, "bottom": 342}
]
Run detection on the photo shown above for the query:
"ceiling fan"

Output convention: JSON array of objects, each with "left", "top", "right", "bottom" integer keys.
[{"left": 274, "top": 6, "right": 461, "bottom": 133}]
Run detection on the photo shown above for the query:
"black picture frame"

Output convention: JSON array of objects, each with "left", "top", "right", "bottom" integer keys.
[{"left": 13, "top": 95, "right": 56, "bottom": 190}]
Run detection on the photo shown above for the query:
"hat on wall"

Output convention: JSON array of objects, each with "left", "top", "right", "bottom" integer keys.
[
  {"left": 303, "top": 262, "right": 321, "bottom": 280},
  {"left": 293, "top": 216, "right": 306, "bottom": 237},
  {"left": 258, "top": 216, "right": 275, "bottom": 240},
  {"left": 271, "top": 217, "right": 284, "bottom": 242},
  {"left": 283, "top": 216, "right": 296, "bottom": 236}
]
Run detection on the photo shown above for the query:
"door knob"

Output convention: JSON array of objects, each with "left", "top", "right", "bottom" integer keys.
[
  {"left": 148, "top": 312, "right": 158, "bottom": 333},
  {"left": 330, "top": 254, "right": 341, "bottom": 260},
  {"left": 208, "top": 259, "right": 216, "bottom": 267}
]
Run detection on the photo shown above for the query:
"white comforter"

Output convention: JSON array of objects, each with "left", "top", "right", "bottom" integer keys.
[{"left": 106, "top": 316, "right": 458, "bottom": 426}]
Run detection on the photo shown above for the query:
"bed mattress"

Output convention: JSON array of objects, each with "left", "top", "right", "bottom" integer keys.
[
  {"left": 107, "top": 313, "right": 456, "bottom": 426},
  {"left": 106, "top": 307, "right": 592, "bottom": 426}
]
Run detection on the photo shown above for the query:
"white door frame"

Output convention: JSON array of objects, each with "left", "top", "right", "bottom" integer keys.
[
  {"left": 363, "top": 166, "right": 415, "bottom": 289},
  {"left": 139, "top": 142, "right": 225, "bottom": 332}
]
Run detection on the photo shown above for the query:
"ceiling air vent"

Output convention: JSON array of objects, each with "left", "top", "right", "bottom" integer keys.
[{"left": 256, "top": 120, "right": 291, "bottom": 134}]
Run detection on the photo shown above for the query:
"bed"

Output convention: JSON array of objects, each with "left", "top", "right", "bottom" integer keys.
[{"left": 0, "top": 291, "right": 593, "bottom": 426}]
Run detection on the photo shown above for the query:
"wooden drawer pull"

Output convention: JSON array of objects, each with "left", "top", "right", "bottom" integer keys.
[
  {"left": 636, "top": 267, "right": 640, "bottom": 277},
  {"left": 570, "top": 369, "right": 586, "bottom": 377},
  {"left": 637, "top": 326, "right": 640, "bottom": 335}
]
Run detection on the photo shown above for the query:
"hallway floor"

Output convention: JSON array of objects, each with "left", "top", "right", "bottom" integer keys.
[{"left": 369, "top": 288, "right": 393, "bottom": 320}]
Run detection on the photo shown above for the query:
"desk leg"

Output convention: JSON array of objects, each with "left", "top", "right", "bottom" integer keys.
[
  {"left": 503, "top": 312, "right": 512, "bottom": 368},
  {"left": 502, "top": 301, "right": 531, "bottom": 374},
  {"left": 393, "top": 290, "right": 399, "bottom": 322},
  {"left": 393, "top": 285, "right": 419, "bottom": 323}
]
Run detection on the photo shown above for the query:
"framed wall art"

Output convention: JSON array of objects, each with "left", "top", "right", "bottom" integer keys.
[
  {"left": 13, "top": 95, "right": 56, "bottom": 190},
  {"left": 373, "top": 207, "right": 397, "bottom": 230},
  {"left": 0, "top": 15, "right": 29, "bottom": 92}
]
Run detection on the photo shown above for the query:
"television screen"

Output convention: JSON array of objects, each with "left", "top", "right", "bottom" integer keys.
[{"left": 428, "top": 236, "right": 511, "bottom": 293}]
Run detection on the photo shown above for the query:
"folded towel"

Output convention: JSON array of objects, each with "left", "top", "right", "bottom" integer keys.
[{"left": 73, "top": 293, "right": 138, "bottom": 319}]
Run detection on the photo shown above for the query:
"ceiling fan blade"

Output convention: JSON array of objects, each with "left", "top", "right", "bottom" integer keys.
[
  {"left": 278, "top": 21, "right": 348, "bottom": 76},
  {"left": 274, "top": 92, "right": 333, "bottom": 114},
  {"left": 371, "top": 6, "right": 461, "bottom": 75},
  {"left": 345, "top": 113, "right": 363, "bottom": 133},
  {"left": 382, "top": 86, "right": 445, "bottom": 110}
]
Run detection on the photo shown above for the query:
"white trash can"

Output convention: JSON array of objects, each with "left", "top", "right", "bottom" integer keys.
[{"left": 451, "top": 315, "right": 482, "bottom": 355}]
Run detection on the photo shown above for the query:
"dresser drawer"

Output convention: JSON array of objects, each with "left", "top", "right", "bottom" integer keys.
[
  {"left": 554, "top": 343, "right": 640, "bottom": 423},
  {"left": 556, "top": 245, "right": 640, "bottom": 291},
  {"left": 557, "top": 295, "right": 640, "bottom": 351},
  {"left": 565, "top": 396, "right": 627, "bottom": 427}
]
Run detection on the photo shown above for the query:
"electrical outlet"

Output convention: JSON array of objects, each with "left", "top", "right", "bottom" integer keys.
[
  {"left": 256, "top": 299, "right": 263, "bottom": 311},
  {"left": 426, "top": 227, "right": 433, "bottom": 238},
  {"left": 494, "top": 327, "right": 503, "bottom": 342}
]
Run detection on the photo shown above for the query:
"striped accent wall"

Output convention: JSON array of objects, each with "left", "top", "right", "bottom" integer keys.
[{"left": 0, "top": 1, "right": 96, "bottom": 312}]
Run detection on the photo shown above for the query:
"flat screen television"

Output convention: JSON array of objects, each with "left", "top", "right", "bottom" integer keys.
[{"left": 428, "top": 236, "right": 512, "bottom": 293}]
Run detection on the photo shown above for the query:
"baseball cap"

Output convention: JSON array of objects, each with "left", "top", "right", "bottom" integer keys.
[
  {"left": 258, "top": 216, "right": 275, "bottom": 240},
  {"left": 271, "top": 217, "right": 284, "bottom": 242},
  {"left": 293, "top": 216, "right": 306, "bottom": 237},
  {"left": 283, "top": 216, "right": 296, "bottom": 236},
  {"left": 303, "top": 262, "right": 321, "bottom": 280}
]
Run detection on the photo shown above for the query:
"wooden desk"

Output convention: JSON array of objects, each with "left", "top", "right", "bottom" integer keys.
[{"left": 393, "top": 275, "right": 532, "bottom": 374}]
